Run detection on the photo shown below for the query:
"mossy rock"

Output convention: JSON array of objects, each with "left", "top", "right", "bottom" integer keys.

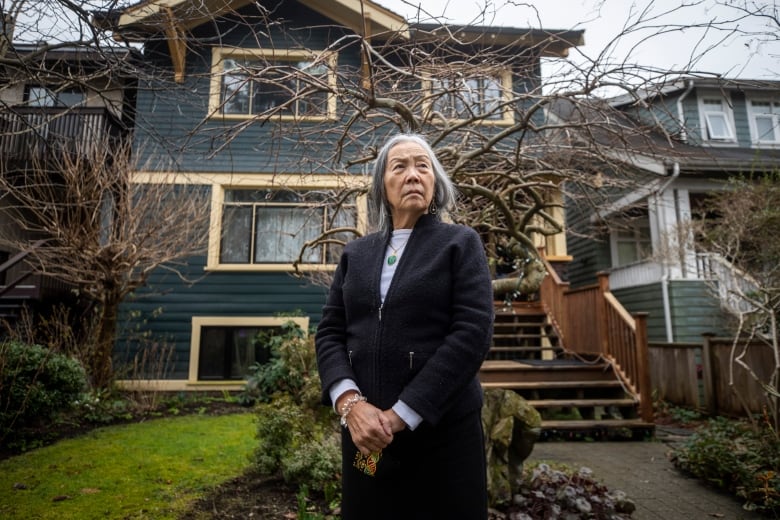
[{"left": 482, "top": 388, "right": 542, "bottom": 506}]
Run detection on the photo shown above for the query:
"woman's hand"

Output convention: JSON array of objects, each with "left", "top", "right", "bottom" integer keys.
[
  {"left": 380, "top": 408, "right": 408, "bottom": 434},
  {"left": 344, "top": 400, "right": 393, "bottom": 455}
]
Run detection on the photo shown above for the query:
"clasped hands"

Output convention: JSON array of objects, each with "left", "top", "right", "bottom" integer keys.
[{"left": 338, "top": 394, "right": 406, "bottom": 455}]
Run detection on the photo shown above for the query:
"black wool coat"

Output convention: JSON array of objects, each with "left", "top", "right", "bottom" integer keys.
[{"left": 315, "top": 214, "right": 495, "bottom": 426}]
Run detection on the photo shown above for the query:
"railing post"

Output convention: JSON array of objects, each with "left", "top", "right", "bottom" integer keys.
[
  {"left": 597, "top": 272, "right": 610, "bottom": 356},
  {"left": 633, "top": 312, "right": 653, "bottom": 423}
]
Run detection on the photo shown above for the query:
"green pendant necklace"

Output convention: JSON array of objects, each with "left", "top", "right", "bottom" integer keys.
[{"left": 387, "top": 235, "right": 410, "bottom": 266}]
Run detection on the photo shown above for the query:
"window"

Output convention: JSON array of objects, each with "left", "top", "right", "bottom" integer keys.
[
  {"left": 748, "top": 99, "right": 780, "bottom": 144},
  {"left": 190, "top": 317, "right": 309, "bottom": 382},
  {"left": 613, "top": 220, "right": 652, "bottom": 267},
  {"left": 209, "top": 48, "right": 336, "bottom": 120},
  {"left": 426, "top": 70, "right": 512, "bottom": 123},
  {"left": 219, "top": 188, "right": 357, "bottom": 266},
  {"left": 699, "top": 97, "right": 735, "bottom": 142},
  {"left": 25, "top": 85, "right": 85, "bottom": 107}
]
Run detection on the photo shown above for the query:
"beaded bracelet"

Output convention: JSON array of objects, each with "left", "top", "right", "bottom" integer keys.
[{"left": 339, "top": 394, "right": 367, "bottom": 428}]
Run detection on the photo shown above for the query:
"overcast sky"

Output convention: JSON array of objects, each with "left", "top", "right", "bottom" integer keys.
[{"left": 375, "top": 0, "right": 779, "bottom": 84}]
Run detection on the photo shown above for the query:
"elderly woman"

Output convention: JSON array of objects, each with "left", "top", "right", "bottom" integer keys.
[{"left": 315, "top": 133, "right": 494, "bottom": 519}]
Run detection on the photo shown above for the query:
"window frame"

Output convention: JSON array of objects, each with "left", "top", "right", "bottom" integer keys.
[
  {"left": 698, "top": 95, "right": 736, "bottom": 143},
  {"left": 188, "top": 316, "right": 309, "bottom": 384},
  {"left": 24, "top": 85, "right": 86, "bottom": 107},
  {"left": 208, "top": 47, "right": 338, "bottom": 121},
  {"left": 206, "top": 175, "right": 369, "bottom": 272},
  {"left": 423, "top": 68, "right": 514, "bottom": 125},
  {"left": 747, "top": 97, "right": 780, "bottom": 146},
  {"left": 610, "top": 218, "right": 652, "bottom": 268}
]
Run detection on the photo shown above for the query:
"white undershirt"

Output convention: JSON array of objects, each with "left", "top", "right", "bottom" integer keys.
[{"left": 380, "top": 229, "right": 412, "bottom": 302}]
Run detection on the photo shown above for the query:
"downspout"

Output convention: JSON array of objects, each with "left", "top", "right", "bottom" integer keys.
[
  {"left": 676, "top": 79, "right": 695, "bottom": 143},
  {"left": 658, "top": 162, "right": 680, "bottom": 342}
]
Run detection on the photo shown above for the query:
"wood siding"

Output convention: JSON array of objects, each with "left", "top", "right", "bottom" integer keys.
[
  {"left": 117, "top": 253, "right": 329, "bottom": 380},
  {"left": 612, "top": 284, "right": 667, "bottom": 343},
  {"left": 131, "top": 2, "right": 361, "bottom": 174},
  {"left": 613, "top": 281, "right": 727, "bottom": 344},
  {"left": 668, "top": 281, "right": 728, "bottom": 342}
]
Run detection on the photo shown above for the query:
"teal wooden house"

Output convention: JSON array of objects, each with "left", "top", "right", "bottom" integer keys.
[{"left": 94, "top": 0, "right": 583, "bottom": 391}]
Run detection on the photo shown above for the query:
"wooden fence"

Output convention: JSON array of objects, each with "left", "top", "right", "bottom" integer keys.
[{"left": 648, "top": 336, "right": 777, "bottom": 416}]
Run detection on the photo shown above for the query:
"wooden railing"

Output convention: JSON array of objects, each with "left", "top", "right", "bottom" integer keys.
[
  {"left": 0, "top": 107, "right": 125, "bottom": 161},
  {"left": 540, "top": 255, "right": 653, "bottom": 422},
  {"left": 0, "top": 239, "right": 48, "bottom": 298}
]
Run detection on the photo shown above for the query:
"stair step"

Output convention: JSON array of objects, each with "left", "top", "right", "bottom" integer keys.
[
  {"left": 481, "top": 360, "right": 610, "bottom": 371},
  {"left": 494, "top": 309, "right": 545, "bottom": 317},
  {"left": 481, "top": 380, "right": 623, "bottom": 390},
  {"left": 528, "top": 398, "right": 636, "bottom": 408},
  {"left": 489, "top": 346, "right": 560, "bottom": 352},
  {"left": 541, "top": 418, "right": 653, "bottom": 430},
  {"left": 493, "top": 333, "right": 554, "bottom": 340}
]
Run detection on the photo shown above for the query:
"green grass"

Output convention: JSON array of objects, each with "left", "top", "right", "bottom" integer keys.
[{"left": 0, "top": 412, "right": 256, "bottom": 519}]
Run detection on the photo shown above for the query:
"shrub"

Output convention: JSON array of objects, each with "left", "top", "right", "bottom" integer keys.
[
  {"left": 670, "top": 414, "right": 780, "bottom": 516},
  {"left": 247, "top": 324, "right": 340, "bottom": 505},
  {"left": 254, "top": 393, "right": 341, "bottom": 502},
  {"left": 0, "top": 341, "right": 87, "bottom": 441},
  {"left": 239, "top": 321, "right": 320, "bottom": 408}
]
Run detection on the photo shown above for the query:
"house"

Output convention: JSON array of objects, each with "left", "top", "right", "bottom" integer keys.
[
  {"left": 90, "top": 0, "right": 584, "bottom": 391},
  {"left": 0, "top": 43, "right": 136, "bottom": 330},
  {"left": 561, "top": 77, "right": 780, "bottom": 345}
]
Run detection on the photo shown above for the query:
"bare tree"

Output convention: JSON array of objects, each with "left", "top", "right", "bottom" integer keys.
[
  {"left": 0, "top": 135, "right": 210, "bottom": 389},
  {"left": 694, "top": 173, "right": 780, "bottom": 432}
]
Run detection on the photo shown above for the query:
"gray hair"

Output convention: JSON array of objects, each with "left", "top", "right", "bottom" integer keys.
[{"left": 368, "top": 133, "right": 457, "bottom": 234}]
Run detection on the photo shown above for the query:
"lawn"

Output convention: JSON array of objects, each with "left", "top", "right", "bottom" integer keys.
[{"left": 0, "top": 412, "right": 256, "bottom": 520}]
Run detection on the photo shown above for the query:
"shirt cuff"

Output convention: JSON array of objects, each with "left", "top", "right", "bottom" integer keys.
[
  {"left": 329, "top": 379, "right": 360, "bottom": 413},
  {"left": 392, "top": 400, "right": 422, "bottom": 431}
]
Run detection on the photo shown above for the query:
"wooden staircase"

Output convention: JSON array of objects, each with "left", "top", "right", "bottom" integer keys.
[{"left": 481, "top": 301, "right": 655, "bottom": 440}]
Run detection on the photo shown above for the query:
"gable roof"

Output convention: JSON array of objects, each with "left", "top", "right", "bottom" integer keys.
[
  {"left": 92, "top": 0, "right": 583, "bottom": 84},
  {"left": 96, "top": 0, "right": 408, "bottom": 40}
]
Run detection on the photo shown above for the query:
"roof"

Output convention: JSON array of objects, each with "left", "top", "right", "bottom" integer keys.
[
  {"left": 547, "top": 96, "right": 780, "bottom": 175},
  {"left": 93, "top": 0, "right": 409, "bottom": 40},
  {"left": 608, "top": 76, "right": 780, "bottom": 108},
  {"left": 93, "top": 0, "right": 583, "bottom": 58},
  {"left": 410, "top": 24, "right": 584, "bottom": 58}
]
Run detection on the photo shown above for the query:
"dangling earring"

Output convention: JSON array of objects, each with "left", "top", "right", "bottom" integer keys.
[{"left": 429, "top": 201, "right": 438, "bottom": 215}]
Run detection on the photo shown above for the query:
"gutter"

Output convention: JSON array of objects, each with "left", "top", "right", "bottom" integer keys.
[
  {"left": 657, "top": 162, "right": 680, "bottom": 342},
  {"left": 676, "top": 79, "right": 695, "bottom": 143}
]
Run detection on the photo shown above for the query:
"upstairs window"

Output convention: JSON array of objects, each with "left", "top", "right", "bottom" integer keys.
[
  {"left": 25, "top": 85, "right": 85, "bottom": 107},
  {"left": 209, "top": 48, "right": 336, "bottom": 120},
  {"left": 426, "top": 69, "right": 512, "bottom": 124},
  {"left": 699, "top": 97, "right": 735, "bottom": 142},
  {"left": 219, "top": 188, "right": 357, "bottom": 267},
  {"left": 748, "top": 99, "right": 780, "bottom": 145}
]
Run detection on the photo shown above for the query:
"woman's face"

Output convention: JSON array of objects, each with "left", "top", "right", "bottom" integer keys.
[{"left": 383, "top": 140, "right": 436, "bottom": 229}]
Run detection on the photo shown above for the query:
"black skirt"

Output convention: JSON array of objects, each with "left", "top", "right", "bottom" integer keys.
[{"left": 340, "top": 408, "right": 488, "bottom": 520}]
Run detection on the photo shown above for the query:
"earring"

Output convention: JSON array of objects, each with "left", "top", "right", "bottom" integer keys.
[{"left": 429, "top": 201, "right": 438, "bottom": 214}]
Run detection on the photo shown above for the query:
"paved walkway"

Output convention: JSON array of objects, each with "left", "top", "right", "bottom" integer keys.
[{"left": 527, "top": 427, "right": 765, "bottom": 520}]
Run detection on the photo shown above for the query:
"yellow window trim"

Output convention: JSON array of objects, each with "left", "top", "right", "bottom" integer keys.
[
  {"left": 422, "top": 68, "right": 514, "bottom": 126},
  {"left": 208, "top": 46, "right": 338, "bottom": 121},
  {"left": 188, "top": 315, "right": 309, "bottom": 383},
  {"left": 206, "top": 174, "right": 369, "bottom": 272}
]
